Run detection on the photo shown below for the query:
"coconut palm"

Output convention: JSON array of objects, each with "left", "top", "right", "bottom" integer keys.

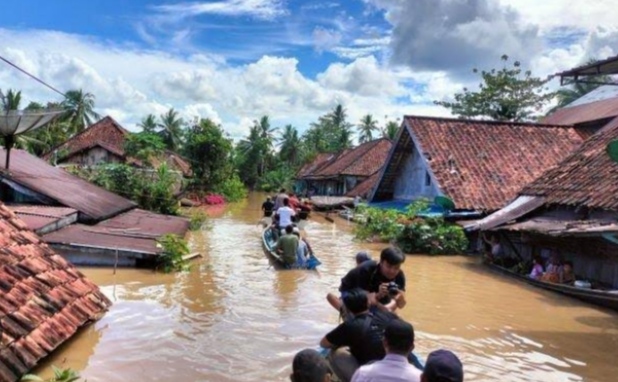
[
  {"left": 382, "top": 120, "right": 400, "bottom": 141},
  {"left": 278, "top": 124, "right": 301, "bottom": 165},
  {"left": 158, "top": 108, "right": 185, "bottom": 151},
  {"left": 138, "top": 114, "right": 158, "bottom": 133},
  {"left": 358, "top": 114, "right": 379, "bottom": 143},
  {"left": 61, "top": 89, "right": 100, "bottom": 134},
  {"left": 0, "top": 89, "right": 22, "bottom": 112}
]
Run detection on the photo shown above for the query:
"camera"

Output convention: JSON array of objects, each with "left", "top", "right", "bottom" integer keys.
[{"left": 387, "top": 282, "right": 399, "bottom": 295}]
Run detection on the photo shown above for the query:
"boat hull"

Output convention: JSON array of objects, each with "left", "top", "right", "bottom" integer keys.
[
  {"left": 261, "top": 228, "right": 320, "bottom": 270},
  {"left": 486, "top": 263, "right": 618, "bottom": 311}
]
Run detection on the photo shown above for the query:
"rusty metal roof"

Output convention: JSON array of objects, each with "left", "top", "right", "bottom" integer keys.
[
  {"left": 0, "top": 202, "right": 111, "bottom": 382},
  {"left": 42, "top": 209, "right": 189, "bottom": 255},
  {"left": 0, "top": 149, "right": 136, "bottom": 222},
  {"left": 8, "top": 205, "right": 77, "bottom": 218},
  {"left": 542, "top": 95, "right": 618, "bottom": 126}
]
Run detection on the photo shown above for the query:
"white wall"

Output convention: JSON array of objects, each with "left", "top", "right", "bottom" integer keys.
[{"left": 392, "top": 147, "right": 439, "bottom": 201}]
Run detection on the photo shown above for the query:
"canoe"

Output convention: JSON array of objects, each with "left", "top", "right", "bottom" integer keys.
[
  {"left": 486, "top": 263, "right": 618, "bottom": 311},
  {"left": 261, "top": 228, "right": 321, "bottom": 270}
]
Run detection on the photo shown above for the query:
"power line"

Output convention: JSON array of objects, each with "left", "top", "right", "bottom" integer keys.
[{"left": 0, "top": 55, "right": 66, "bottom": 98}]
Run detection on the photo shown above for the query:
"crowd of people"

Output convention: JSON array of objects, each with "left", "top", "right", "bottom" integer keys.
[{"left": 292, "top": 246, "right": 464, "bottom": 382}]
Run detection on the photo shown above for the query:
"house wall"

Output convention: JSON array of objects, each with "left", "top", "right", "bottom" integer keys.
[
  {"left": 392, "top": 148, "right": 439, "bottom": 201},
  {"left": 495, "top": 231, "right": 618, "bottom": 288},
  {"left": 65, "top": 148, "right": 123, "bottom": 166}
]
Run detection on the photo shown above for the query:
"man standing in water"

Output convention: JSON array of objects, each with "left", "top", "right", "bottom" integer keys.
[
  {"left": 338, "top": 247, "right": 406, "bottom": 312},
  {"left": 274, "top": 188, "right": 288, "bottom": 211},
  {"left": 276, "top": 225, "right": 299, "bottom": 267}
]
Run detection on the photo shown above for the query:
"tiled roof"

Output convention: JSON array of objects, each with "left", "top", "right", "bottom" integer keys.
[
  {"left": 297, "top": 153, "right": 338, "bottom": 178},
  {"left": 521, "top": 116, "right": 618, "bottom": 209},
  {"left": 0, "top": 203, "right": 110, "bottom": 381},
  {"left": 0, "top": 149, "right": 136, "bottom": 223},
  {"left": 542, "top": 95, "right": 618, "bottom": 126},
  {"left": 306, "top": 139, "right": 393, "bottom": 179},
  {"left": 346, "top": 171, "right": 381, "bottom": 198},
  {"left": 43, "top": 116, "right": 129, "bottom": 161},
  {"left": 403, "top": 116, "right": 584, "bottom": 211},
  {"left": 43, "top": 116, "right": 192, "bottom": 177}
]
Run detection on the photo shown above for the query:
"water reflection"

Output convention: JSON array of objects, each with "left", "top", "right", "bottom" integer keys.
[{"left": 31, "top": 193, "right": 618, "bottom": 382}]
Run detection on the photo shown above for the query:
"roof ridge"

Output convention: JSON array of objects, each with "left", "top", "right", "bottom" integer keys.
[{"left": 404, "top": 115, "right": 575, "bottom": 128}]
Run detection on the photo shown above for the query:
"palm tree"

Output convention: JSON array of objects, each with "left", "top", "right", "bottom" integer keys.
[
  {"left": 62, "top": 89, "right": 100, "bottom": 134},
  {"left": 382, "top": 120, "right": 400, "bottom": 141},
  {"left": 158, "top": 108, "right": 184, "bottom": 151},
  {"left": 278, "top": 124, "right": 301, "bottom": 165},
  {"left": 0, "top": 89, "right": 22, "bottom": 112},
  {"left": 138, "top": 114, "right": 158, "bottom": 133},
  {"left": 358, "top": 114, "right": 378, "bottom": 143}
]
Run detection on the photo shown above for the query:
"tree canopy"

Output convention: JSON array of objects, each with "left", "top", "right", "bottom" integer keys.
[{"left": 435, "top": 55, "right": 556, "bottom": 122}]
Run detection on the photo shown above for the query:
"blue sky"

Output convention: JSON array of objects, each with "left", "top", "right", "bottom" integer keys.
[{"left": 1, "top": 0, "right": 617, "bottom": 139}]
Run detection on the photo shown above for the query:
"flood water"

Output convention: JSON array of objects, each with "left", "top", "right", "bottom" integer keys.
[{"left": 36, "top": 193, "right": 618, "bottom": 381}]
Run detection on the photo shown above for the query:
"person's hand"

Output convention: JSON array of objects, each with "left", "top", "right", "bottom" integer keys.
[{"left": 377, "top": 283, "right": 389, "bottom": 299}]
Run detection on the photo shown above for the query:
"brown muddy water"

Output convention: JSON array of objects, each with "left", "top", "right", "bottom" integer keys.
[{"left": 35, "top": 193, "right": 618, "bottom": 381}]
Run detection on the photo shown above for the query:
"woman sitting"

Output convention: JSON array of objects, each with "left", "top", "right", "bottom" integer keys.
[
  {"left": 541, "top": 254, "right": 562, "bottom": 283},
  {"left": 560, "top": 261, "right": 576, "bottom": 285},
  {"left": 529, "top": 256, "right": 544, "bottom": 280}
]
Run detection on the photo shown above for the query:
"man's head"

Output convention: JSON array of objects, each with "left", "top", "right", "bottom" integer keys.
[
  {"left": 383, "top": 319, "right": 415, "bottom": 355},
  {"left": 280, "top": 188, "right": 286, "bottom": 193},
  {"left": 285, "top": 225, "right": 294, "bottom": 234},
  {"left": 563, "top": 260, "right": 573, "bottom": 273},
  {"left": 292, "top": 227, "right": 301, "bottom": 237},
  {"left": 284, "top": 198, "right": 290, "bottom": 207},
  {"left": 379, "top": 247, "right": 405, "bottom": 280},
  {"left": 421, "top": 349, "right": 463, "bottom": 382},
  {"left": 355, "top": 251, "right": 371, "bottom": 266},
  {"left": 342, "top": 288, "right": 369, "bottom": 315},
  {"left": 290, "top": 349, "right": 331, "bottom": 382},
  {"left": 266, "top": 197, "right": 271, "bottom": 202}
]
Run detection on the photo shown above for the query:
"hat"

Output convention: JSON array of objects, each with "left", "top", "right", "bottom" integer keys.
[
  {"left": 355, "top": 251, "right": 371, "bottom": 263},
  {"left": 423, "top": 349, "right": 463, "bottom": 382}
]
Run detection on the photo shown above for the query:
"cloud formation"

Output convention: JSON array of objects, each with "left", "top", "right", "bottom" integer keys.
[{"left": 151, "top": 0, "right": 287, "bottom": 21}]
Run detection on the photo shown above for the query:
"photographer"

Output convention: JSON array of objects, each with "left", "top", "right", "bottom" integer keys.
[{"left": 339, "top": 247, "right": 406, "bottom": 312}]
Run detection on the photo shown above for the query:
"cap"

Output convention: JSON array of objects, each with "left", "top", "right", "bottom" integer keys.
[
  {"left": 423, "top": 349, "right": 463, "bottom": 382},
  {"left": 355, "top": 251, "right": 371, "bottom": 263}
]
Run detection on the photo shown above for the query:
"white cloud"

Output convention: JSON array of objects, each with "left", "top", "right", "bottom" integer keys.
[
  {"left": 312, "top": 27, "right": 343, "bottom": 52},
  {"left": 151, "top": 0, "right": 287, "bottom": 21}
]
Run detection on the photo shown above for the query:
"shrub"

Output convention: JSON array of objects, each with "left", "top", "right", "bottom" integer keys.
[
  {"left": 156, "top": 234, "right": 190, "bottom": 272},
  {"left": 188, "top": 209, "right": 208, "bottom": 230},
  {"left": 214, "top": 173, "right": 247, "bottom": 202},
  {"left": 353, "top": 205, "right": 404, "bottom": 242},
  {"left": 396, "top": 218, "right": 468, "bottom": 255},
  {"left": 22, "top": 366, "right": 82, "bottom": 382}
]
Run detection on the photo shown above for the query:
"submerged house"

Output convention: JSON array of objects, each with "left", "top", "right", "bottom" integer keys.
[
  {"left": 0, "top": 201, "right": 110, "bottom": 381},
  {"left": 0, "top": 149, "right": 189, "bottom": 267},
  {"left": 296, "top": 138, "right": 392, "bottom": 198},
  {"left": 43, "top": 116, "right": 192, "bottom": 178},
  {"left": 370, "top": 116, "right": 584, "bottom": 214},
  {"left": 467, "top": 116, "right": 618, "bottom": 289}
]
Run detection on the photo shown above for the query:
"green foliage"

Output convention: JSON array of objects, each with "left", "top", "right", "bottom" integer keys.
[
  {"left": 22, "top": 366, "right": 82, "bottom": 382},
  {"left": 158, "top": 108, "right": 185, "bottom": 151},
  {"left": 184, "top": 118, "right": 234, "bottom": 188},
  {"left": 353, "top": 200, "right": 467, "bottom": 255},
  {"left": 77, "top": 163, "right": 179, "bottom": 215},
  {"left": 62, "top": 89, "right": 100, "bottom": 134},
  {"left": 258, "top": 165, "right": 296, "bottom": 192},
  {"left": 187, "top": 209, "right": 209, "bottom": 230},
  {"left": 124, "top": 132, "right": 166, "bottom": 165},
  {"left": 397, "top": 218, "right": 468, "bottom": 255},
  {"left": 357, "top": 114, "right": 379, "bottom": 143},
  {"left": 302, "top": 104, "right": 354, "bottom": 155},
  {"left": 382, "top": 120, "right": 400, "bottom": 141},
  {"left": 156, "top": 234, "right": 190, "bottom": 273},
  {"left": 213, "top": 173, "right": 248, "bottom": 202},
  {"left": 435, "top": 55, "right": 556, "bottom": 121}
]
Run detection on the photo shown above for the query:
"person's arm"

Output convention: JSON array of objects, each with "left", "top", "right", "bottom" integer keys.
[
  {"left": 276, "top": 239, "right": 283, "bottom": 254},
  {"left": 319, "top": 336, "right": 334, "bottom": 349},
  {"left": 320, "top": 325, "right": 346, "bottom": 349},
  {"left": 393, "top": 290, "right": 406, "bottom": 309}
]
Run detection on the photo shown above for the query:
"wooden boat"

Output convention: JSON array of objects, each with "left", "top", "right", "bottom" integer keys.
[
  {"left": 261, "top": 228, "right": 321, "bottom": 270},
  {"left": 486, "top": 263, "right": 618, "bottom": 311}
]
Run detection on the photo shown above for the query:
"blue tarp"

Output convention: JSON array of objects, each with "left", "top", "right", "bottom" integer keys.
[{"left": 369, "top": 199, "right": 483, "bottom": 219}]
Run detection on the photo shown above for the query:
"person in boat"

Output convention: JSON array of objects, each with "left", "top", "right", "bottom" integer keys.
[
  {"left": 560, "top": 260, "right": 576, "bottom": 285},
  {"left": 274, "top": 188, "right": 289, "bottom": 211},
  {"left": 327, "top": 252, "right": 373, "bottom": 312},
  {"left": 338, "top": 247, "right": 406, "bottom": 313},
  {"left": 320, "top": 288, "right": 398, "bottom": 382},
  {"left": 350, "top": 319, "right": 421, "bottom": 382},
  {"left": 293, "top": 227, "right": 311, "bottom": 268},
  {"left": 529, "top": 255, "right": 544, "bottom": 280},
  {"left": 276, "top": 198, "right": 297, "bottom": 232},
  {"left": 421, "top": 349, "right": 463, "bottom": 382},
  {"left": 276, "top": 224, "right": 300, "bottom": 268},
  {"left": 541, "top": 253, "right": 562, "bottom": 283},
  {"left": 289, "top": 193, "right": 301, "bottom": 211},
  {"left": 291, "top": 349, "right": 332, "bottom": 382}
]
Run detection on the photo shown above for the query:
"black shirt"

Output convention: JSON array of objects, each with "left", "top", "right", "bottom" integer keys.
[
  {"left": 262, "top": 200, "right": 274, "bottom": 217},
  {"left": 339, "top": 260, "right": 406, "bottom": 305},
  {"left": 325, "top": 311, "right": 397, "bottom": 365}
]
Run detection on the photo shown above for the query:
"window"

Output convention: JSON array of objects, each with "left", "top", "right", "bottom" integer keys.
[{"left": 425, "top": 172, "right": 431, "bottom": 186}]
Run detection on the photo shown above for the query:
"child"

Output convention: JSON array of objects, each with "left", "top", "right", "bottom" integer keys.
[
  {"left": 561, "top": 261, "right": 576, "bottom": 285},
  {"left": 529, "top": 256, "right": 543, "bottom": 280}
]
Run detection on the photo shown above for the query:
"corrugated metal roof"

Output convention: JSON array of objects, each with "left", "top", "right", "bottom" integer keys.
[
  {"left": 9, "top": 205, "right": 77, "bottom": 218},
  {"left": 0, "top": 149, "right": 136, "bottom": 222},
  {"left": 542, "top": 94, "right": 618, "bottom": 126},
  {"left": 95, "top": 208, "right": 189, "bottom": 237},
  {"left": 557, "top": 55, "right": 618, "bottom": 78},
  {"left": 465, "top": 196, "right": 545, "bottom": 231}
]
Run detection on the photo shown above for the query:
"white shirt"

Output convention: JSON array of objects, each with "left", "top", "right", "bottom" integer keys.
[
  {"left": 351, "top": 354, "right": 421, "bottom": 382},
  {"left": 277, "top": 206, "right": 295, "bottom": 227}
]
